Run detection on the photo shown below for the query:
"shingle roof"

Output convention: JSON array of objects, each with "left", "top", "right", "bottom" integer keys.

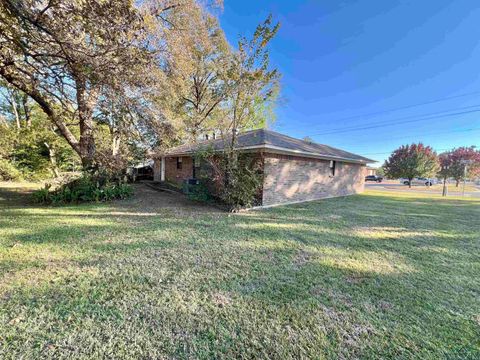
[{"left": 165, "top": 129, "right": 375, "bottom": 163}]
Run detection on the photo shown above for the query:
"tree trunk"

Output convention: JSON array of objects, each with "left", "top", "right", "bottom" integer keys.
[
  {"left": 408, "top": 178, "right": 412, "bottom": 188},
  {"left": 75, "top": 77, "right": 98, "bottom": 170},
  {"left": 44, "top": 142, "right": 60, "bottom": 178},
  {"left": 109, "top": 123, "right": 121, "bottom": 157},
  {"left": 442, "top": 176, "right": 447, "bottom": 197},
  {"left": 112, "top": 134, "right": 121, "bottom": 157},
  {"left": 0, "top": 68, "right": 81, "bottom": 157},
  {"left": 22, "top": 94, "right": 31, "bottom": 128},
  {"left": 9, "top": 91, "right": 21, "bottom": 129},
  {"left": 455, "top": 179, "right": 460, "bottom": 187}
]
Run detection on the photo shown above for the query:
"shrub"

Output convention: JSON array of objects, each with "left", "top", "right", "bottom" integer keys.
[
  {"left": 32, "top": 175, "right": 133, "bottom": 205},
  {"left": 196, "top": 150, "right": 263, "bottom": 211},
  {"left": 186, "top": 181, "right": 214, "bottom": 203},
  {"left": 220, "top": 164, "right": 262, "bottom": 210},
  {"left": 31, "top": 184, "right": 51, "bottom": 203},
  {"left": 0, "top": 158, "right": 23, "bottom": 181}
]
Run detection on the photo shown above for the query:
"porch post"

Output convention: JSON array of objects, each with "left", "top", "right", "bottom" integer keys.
[{"left": 161, "top": 156, "right": 165, "bottom": 182}]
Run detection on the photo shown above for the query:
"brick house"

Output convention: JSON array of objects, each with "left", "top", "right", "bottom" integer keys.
[{"left": 153, "top": 129, "right": 375, "bottom": 207}]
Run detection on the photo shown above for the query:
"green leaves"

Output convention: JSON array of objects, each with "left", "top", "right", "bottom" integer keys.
[
  {"left": 439, "top": 146, "right": 480, "bottom": 182},
  {"left": 384, "top": 143, "right": 440, "bottom": 181},
  {"left": 0, "top": 158, "right": 22, "bottom": 181},
  {"left": 32, "top": 176, "right": 133, "bottom": 205}
]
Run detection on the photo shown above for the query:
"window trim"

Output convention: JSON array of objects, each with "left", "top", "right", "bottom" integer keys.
[
  {"left": 329, "top": 160, "right": 336, "bottom": 176},
  {"left": 176, "top": 157, "right": 183, "bottom": 170}
]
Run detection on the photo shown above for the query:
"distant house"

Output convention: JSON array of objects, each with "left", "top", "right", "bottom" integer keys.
[{"left": 153, "top": 129, "right": 375, "bottom": 207}]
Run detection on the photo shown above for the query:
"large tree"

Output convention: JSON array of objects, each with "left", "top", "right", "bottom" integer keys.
[
  {"left": 383, "top": 143, "right": 439, "bottom": 187},
  {"left": 159, "top": 5, "right": 230, "bottom": 142},
  {"left": 0, "top": 0, "right": 159, "bottom": 169},
  {"left": 438, "top": 147, "right": 480, "bottom": 187},
  {"left": 159, "top": 9, "right": 280, "bottom": 141},
  {"left": 189, "top": 16, "right": 280, "bottom": 208},
  {"left": 1, "top": 0, "right": 227, "bottom": 171}
]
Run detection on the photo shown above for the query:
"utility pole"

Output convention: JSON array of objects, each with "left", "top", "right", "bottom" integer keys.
[{"left": 460, "top": 160, "right": 474, "bottom": 197}]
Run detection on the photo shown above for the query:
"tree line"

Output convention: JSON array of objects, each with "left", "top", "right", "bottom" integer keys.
[
  {"left": 0, "top": 0, "right": 279, "bottom": 181},
  {"left": 383, "top": 143, "right": 480, "bottom": 188}
]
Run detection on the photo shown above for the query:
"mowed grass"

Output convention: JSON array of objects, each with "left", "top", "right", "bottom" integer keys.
[
  {"left": 0, "top": 184, "right": 479, "bottom": 359},
  {"left": 384, "top": 183, "right": 479, "bottom": 193}
]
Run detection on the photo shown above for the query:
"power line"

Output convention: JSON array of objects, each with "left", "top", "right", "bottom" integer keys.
[
  {"left": 310, "top": 104, "right": 480, "bottom": 135},
  {"left": 343, "top": 127, "right": 480, "bottom": 151},
  {"left": 308, "top": 107, "right": 480, "bottom": 136},
  {"left": 278, "top": 89, "right": 480, "bottom": 131},
  {"left": 352, "top": 128, "right": 480, "bottom": 157},
  {"left": 360, "top": 148, "right": 451, "bottom": 156},
  {"left": 358, "top": 132, "right": 480, "bottom": 156},
  {"left": 326, "top": 90, "right": 480, "bottom": 122}
]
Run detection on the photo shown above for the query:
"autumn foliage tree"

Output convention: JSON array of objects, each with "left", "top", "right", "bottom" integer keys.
[
  {"left": 192, "top": 16, "right": 280, "bottom": 209},
  {"left": 438, "top": 147, "right": 480, "bottom": 187},
  {"left": 159, "top": 4, "right": 230, "bottom": 142},
  {"left": 383, "top": 143, "right": 439, "bottom": 187},
  {"left": 156, "top": 10, "right": 280, "bottom": 208}
]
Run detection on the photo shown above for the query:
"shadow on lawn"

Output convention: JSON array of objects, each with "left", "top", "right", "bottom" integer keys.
[
  {"left": 1, "top": 188, "right": 479, "bottom": 358},
  {"left": 2, "top": 187, "right": 479, "bottom": 286},
  {"left": 7, "top": 196, "right": 472, "bottom": 290},
  {"left": 0, "top": 184, "right": 38, "bottom": 208},
  {"left": 2, "top": 188, "right": 478, "bottom": 263}
]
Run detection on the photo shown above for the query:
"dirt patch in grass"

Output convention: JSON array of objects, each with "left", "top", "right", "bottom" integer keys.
[{"left": 118, "top": 183, "right": 222, "bottom": 215}]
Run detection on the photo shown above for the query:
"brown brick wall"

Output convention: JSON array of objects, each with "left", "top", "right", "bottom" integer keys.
[
  {"left": 262, "top": 153, "right": 365, "bottom": 206},
  {"left": 163, "top": 156, "right": 193, "bottom": 185}
]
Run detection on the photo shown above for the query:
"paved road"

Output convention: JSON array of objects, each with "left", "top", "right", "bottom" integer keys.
[{"left": 365, "top": 183, "right": 480, "bottom": 198}]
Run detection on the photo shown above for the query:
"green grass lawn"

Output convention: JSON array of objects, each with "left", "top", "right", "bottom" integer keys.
[
  {"left": 1, "top": 184, "right": 479, "bottom": 359},
  {"left": 384, "top": 183, "right": 479, "bottom": 193}
]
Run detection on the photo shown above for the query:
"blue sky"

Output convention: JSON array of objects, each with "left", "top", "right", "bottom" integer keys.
[{"left": 219, "top": 0, "right": 480, "bottom": 164}]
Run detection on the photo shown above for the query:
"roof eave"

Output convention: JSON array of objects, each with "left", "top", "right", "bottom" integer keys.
[
  {"left": 164, "top": 144, "right": 376, "bottom": 164},
  {"left": 258, "top": 145, "right": 375, "bottom": 163}
]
